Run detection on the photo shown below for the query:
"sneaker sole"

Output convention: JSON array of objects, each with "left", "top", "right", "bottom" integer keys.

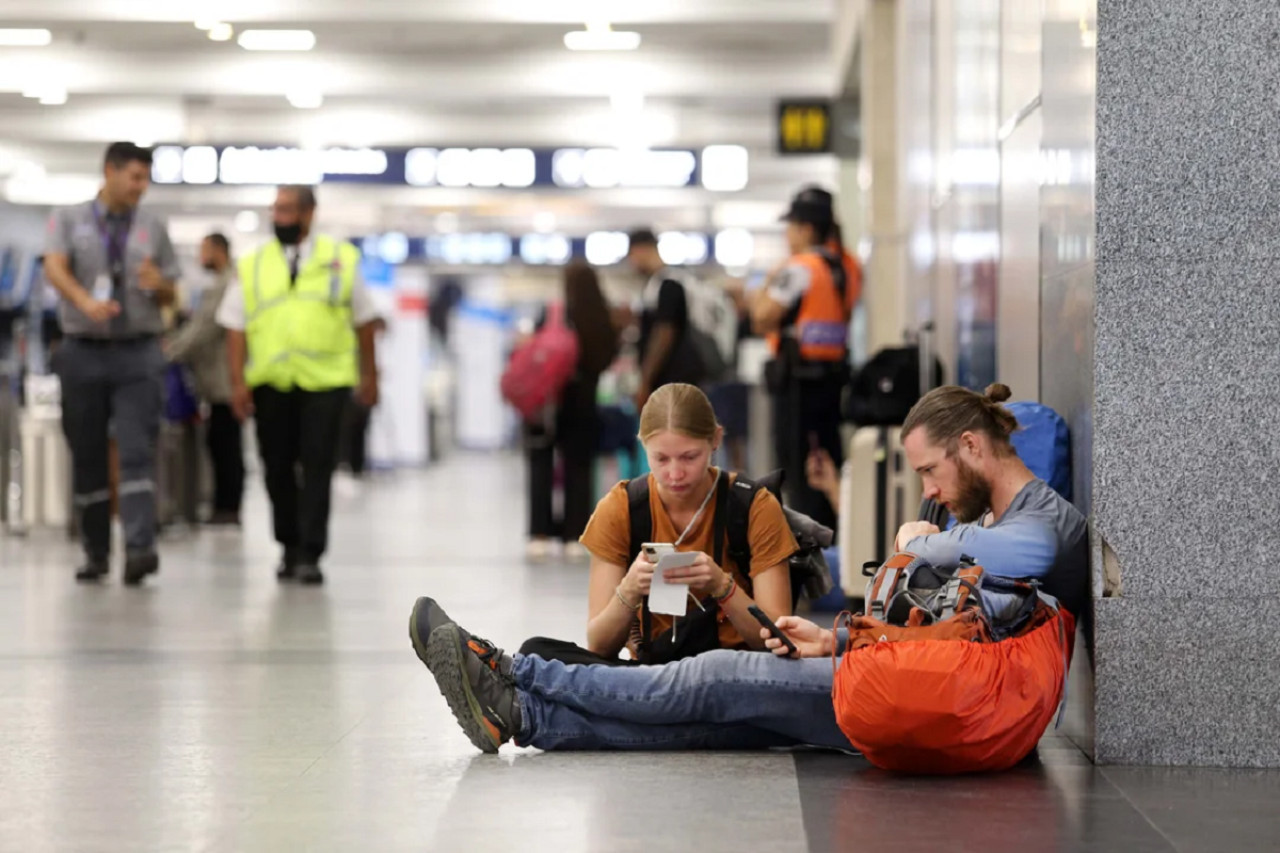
[{"left": 423, "top": 623, "right": 501, "bottom": 754}]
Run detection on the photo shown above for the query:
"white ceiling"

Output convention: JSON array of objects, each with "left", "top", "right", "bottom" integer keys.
[{"left": 0, "top": 0, "right": 842, "bottom": 236}]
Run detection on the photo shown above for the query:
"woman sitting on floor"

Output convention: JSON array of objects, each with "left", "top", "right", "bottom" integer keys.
[{"left": 520, "top": 382, "right": 797, "bottom": 666}]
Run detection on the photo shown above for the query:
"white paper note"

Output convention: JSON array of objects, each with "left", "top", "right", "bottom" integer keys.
[{"left": 647, "top": 551, "right": 699, "bottom": 616}]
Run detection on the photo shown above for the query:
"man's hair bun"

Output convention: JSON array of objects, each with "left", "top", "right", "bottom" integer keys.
[{"left": 984, "top": 383, "right": 1013, "bottom": 404}]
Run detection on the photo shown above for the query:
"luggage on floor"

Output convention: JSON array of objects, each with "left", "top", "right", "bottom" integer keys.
[
  {"left": 832, "top": 552, "right": 1074, "bottom": 774},
  {"left": 843, "top": 346, "right": 943, "bottom": 427},
  {"left": 156, "top": 421, "right": 201, "bottom": 528},
  {"left": 837, "top": 427, "right": 921, "bottom": 599},
  {"left": 18, "top": 407, "right": 70, "bottom": 530}
]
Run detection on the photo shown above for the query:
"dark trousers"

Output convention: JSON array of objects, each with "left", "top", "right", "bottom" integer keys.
[
  {"left": 527, "top": 442, "right": 595, "bottom": 541},
  {"left": 528, "top": 381, "right": 598, "bottom": 541},
  {"left": 55, "top": 338, "right": 163, "bottom": 559},
  {"left": 252, "top": 386, "right": 348, "bottom": 563},
  {"left": 206, "top": 403, "right": 245, "bottom": 514},
  {"left": 772, "top": 371, "right": 845, "bottom": 531}
]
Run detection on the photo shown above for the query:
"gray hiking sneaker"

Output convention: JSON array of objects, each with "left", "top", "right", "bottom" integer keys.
[
  {"left": 423, "top": 622, "right": 521, "bottom": 753},
  {"left": 409, "top": 596, "right": 458, "bottom": 667}
]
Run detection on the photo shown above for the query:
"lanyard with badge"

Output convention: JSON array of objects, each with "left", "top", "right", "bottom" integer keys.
[{"left": 90, "top": 201, "right": 133, "bottom": 303}]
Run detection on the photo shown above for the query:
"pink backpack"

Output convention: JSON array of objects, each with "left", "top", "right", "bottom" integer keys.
[{"left": 501, "top": 303, "right": 580, "bottom": 420}]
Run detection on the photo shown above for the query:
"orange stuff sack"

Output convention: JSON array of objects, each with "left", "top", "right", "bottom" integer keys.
[{"left": 832, "top": 605, "right": 1074, "bottom": 775}]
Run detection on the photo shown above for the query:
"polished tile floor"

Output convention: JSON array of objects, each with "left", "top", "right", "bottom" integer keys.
[{"left": 0, "top": 453, "right": 1276, "bottom": 852}]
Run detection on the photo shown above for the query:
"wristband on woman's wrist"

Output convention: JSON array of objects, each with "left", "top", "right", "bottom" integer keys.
[
  {"left": 615, "top": 585, "right": 641, "bottom": 612},
  {"left": 714, "top": 575, "right": 738, "bottom": 605}
]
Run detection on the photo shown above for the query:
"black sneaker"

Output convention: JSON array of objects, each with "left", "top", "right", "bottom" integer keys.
[
  {"left": 123, "top": 551, "right": 159, "bottom": 586},
  {"left": 75, "top": 559, "right": 109, "bottom": 583},
  {"left": 295, "top": 563, "right": 324, "bottom": 586},
  {"left": 422, "top": 622, "right": 520, "bottom": 753}
]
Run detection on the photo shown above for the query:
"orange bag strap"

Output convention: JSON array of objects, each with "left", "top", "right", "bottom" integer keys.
[{"left": 866, "top": 552, "right": 924, "bottom": 621}]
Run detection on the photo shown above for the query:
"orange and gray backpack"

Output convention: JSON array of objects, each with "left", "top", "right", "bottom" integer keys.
[{"left": 833, "top": 552, "right": 1075, "bottom": 774}]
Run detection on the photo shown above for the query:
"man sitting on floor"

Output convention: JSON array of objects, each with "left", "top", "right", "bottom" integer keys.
[{"left": 409, "top": 383, "right": 1088, "bottom": 753}]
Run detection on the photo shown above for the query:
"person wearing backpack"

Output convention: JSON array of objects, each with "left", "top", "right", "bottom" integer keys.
[
  {"left": 407, "top": 384, "right": 1087, "bottom": 754},
  {"left": 627, "top": 229, "right": 714, "bottom": 407},
  {"left": 521, "top": 382, "right": 799, "bottom": 666},
  {"left": 525, "top": 261, "right": 621, "bottom": 563},
  {"left": 750, "top": 187, "right": 861, "bottom": 531}
]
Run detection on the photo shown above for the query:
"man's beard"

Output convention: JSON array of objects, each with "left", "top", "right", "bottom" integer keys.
[{"left": 950, "top": 457, "right": 993, "bottom": 524}]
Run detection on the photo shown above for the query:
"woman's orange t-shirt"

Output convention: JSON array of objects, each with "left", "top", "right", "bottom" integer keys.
[{"left": 579, "top": 469, "right": 799, "bottom": 650}]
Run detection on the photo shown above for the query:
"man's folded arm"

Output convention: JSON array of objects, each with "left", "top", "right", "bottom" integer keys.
[{"left": 904, "top": 520, "right": 1057, "bottom": 579}]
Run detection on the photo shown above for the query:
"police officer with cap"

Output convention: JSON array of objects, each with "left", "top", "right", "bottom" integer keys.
[
  {"left": 750, "top": 186, "right": 861, "bottom": 530},
  {"left": 43, "top": 142, "right": 181, "bottom": 585}
]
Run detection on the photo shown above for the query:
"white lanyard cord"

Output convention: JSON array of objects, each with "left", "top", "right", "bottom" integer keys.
[
  {"left": 666, "top": 470, "right": 721, "bottom": 636},
  {"left": 673, "top": 469, "right": 720, "bottom": 547}
]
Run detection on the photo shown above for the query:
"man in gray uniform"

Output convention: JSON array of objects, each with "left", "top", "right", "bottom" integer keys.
[{"left": 43, "top": 142, "right": 181, "bottom": 585}]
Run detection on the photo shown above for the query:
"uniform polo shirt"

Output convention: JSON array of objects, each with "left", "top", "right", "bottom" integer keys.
[{"left": 44, "top": 200, "right": 181, "bottom": 338}]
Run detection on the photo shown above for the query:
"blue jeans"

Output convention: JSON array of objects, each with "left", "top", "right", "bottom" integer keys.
[{"left": 513, "top": 649, "right": 853, "bottom": 752}]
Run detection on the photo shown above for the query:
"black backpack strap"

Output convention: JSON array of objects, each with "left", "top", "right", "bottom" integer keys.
[
  {"left": 626, "top": 477, "right": 654, "bottom": 662},
  {"left": 710, "top": 471, "right": 730, "bottom": 567},
  {"left": 818, "top": 247, "right": 850, "bottom": 308},
  {"left": 626, "top": 477, "right": 652, "bottom": 565},
  {"left": 724, "top": 474, "right": 761, "bottom": 590}
]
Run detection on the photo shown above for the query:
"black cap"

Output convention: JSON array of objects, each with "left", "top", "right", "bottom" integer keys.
[{"left": 780, "top": 186, "right": 835, "bottom": 226}]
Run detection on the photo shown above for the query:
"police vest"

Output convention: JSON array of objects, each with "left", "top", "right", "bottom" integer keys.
[
  {"left": 768, "top": 249, "right": 861, "bottom": 362},
  {"left": 239, "top": 235, "right": 360, "bottom": 391}
]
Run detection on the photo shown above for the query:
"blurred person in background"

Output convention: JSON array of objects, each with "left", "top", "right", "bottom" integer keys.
[
  {"left": 750, "top": 187, "right": 861, "bottom": 531},
  {"left": 166, "top": 232, "right": 244, "bottom": 526},
  {"left": 627, "top": 229, "right": 705, "bottom": 408},
  {"left": 339, "top": 316, "right": 388, "bottom": 482},
  {"left": 43, "top": 142, "right": 180, "bottom": 585},
  {"left": 218, "top": 185, "right": 380, "bottom": 586},
  {"left": 527, "top": 260, "right": 620, "bottom": 563},
  {"left": 34, "top": 256, "right": 65, "bottom": 360}
]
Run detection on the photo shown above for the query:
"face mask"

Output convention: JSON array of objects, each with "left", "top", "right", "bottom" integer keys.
[{"left": 274, "top": 222, "right": 303, "bottom": 245}]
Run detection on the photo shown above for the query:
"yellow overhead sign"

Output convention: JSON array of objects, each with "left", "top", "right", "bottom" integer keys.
[{"left": 777, "top": 101, "right": 832, "bottom": 155}]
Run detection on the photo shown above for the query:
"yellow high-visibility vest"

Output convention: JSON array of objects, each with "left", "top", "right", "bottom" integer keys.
[{"left": 238, "top": 235, "right": 360, "bottom": 391}]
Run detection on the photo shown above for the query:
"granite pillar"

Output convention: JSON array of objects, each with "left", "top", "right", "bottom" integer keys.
[{"left": 1094, "top": 0, "right": 1280, "bottom": 766}]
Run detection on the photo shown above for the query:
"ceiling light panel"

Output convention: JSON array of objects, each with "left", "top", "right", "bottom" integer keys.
[
  {"left": 0, "top": 29, "right": 52, "bottom": 47},
  {"left": 564, "top": 30, "right": 641, "bottom": 51},
  {"left": 237, "top": 29, "right": 316, "bottom": 51}
]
